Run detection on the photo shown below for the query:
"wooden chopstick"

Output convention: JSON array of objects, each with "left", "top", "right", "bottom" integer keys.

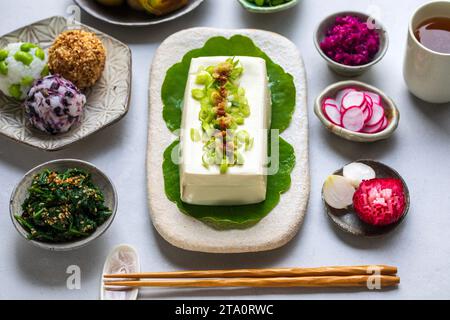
[
  {"left": 104, "top": 275, "right": 400, "bottom": 289},
  {"left": 103, "top": 265, "right": 397, "bottom": 279}
]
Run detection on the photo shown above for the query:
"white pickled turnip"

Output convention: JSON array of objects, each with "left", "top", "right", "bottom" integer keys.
[
  {"left": 343, "top": 162, "right": 376, "bottom": 187},
  {"left": 323, "top": 175, "right": 356, "bottom": 209}
]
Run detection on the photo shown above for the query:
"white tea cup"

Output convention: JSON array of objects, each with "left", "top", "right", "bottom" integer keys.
[{"left": 403, "top": 1, "right": 450, "bottom": 103}]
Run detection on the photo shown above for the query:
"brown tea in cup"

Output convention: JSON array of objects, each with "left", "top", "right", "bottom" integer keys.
[{"left": 414, "top": 17, "right": 450, "bottom": 54}]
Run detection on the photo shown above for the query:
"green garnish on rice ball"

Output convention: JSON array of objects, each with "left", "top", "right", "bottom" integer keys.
[{"left": 0, "top": 42, "right": 49, "bottom": 100}]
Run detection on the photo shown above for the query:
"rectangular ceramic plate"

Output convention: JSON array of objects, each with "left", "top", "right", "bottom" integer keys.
[
  {"left": 0, "top": 16, "right": 131, "bottom": 151},
  {"left": 147, "top": 28, "right": 310, "bottom": 253}
]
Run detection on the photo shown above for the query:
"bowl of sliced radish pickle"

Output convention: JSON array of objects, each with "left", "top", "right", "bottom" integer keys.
[{"left": 314, "top": 80, "right": 400, "bottom": 142}]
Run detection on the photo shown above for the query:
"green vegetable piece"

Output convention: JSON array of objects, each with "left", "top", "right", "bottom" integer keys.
[
  {"left": 14, "top": 51, "right": 33, "bottom": 66},
  {"left": 162, "top": 137, "right": 295, "bottom": 230},
  {"left": 235, "top": 116, "right": 244, "bottom": 125},
  {"left": 271, "top": 0, "right": 286, "bottom": 5},
  {"left": 191, "top": 89, "right": 205, "bottom": 100},
  {"left": 0, "top": 61, "right": 8, "bottom": 75},
  {"left": 35, "top": 47, "right": 45, "bottom": 60},
  {"left": 21, "top": 76, "right": 35, "bottom": 87},
  {"left": 8, "top": 84, "right": 22, "bottom": 100},
  {"left": 41, "top": 64, "right": 49, "bottom": 77},
  {"left": 190, "top": 128, "right": 201, "bottom": 142},
  {"left": 0, "top": 49, "right": 8, "bottom": 61},
  {"left": 20, "top": 43, "right": 37, "bottom": 52},
  {"left": 195, "top": 71, "right": 212, "bottom": 85},
  {"left": 220, "top": 159, "right": 228, "bottom": 174},
  {"left": 255, "top": 0, "right": 265, "bottom": 5}
]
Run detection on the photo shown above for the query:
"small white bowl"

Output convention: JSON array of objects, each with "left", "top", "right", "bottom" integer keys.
[
  {"left": 314, "top": 11, "right": 389, "bottom": 77},
  {"left": 10, "top": 159, "right": 118, "bottom": 251},
  {"left": 314, "top": 81, "right": 400, "bottom": 142}
]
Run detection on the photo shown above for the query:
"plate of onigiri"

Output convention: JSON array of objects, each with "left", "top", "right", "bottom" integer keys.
[{"left": 0, "top": 16, "right": 131, "bottom": 151}]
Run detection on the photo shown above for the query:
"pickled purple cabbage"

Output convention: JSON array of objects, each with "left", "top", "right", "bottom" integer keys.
[{"left": 320, "top": 15, "right": 381, "bottom": 66}]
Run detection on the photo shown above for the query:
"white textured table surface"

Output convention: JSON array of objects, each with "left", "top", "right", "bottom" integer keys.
[{"left": 0, "top": 0, "right": 449, "bottom": 300}]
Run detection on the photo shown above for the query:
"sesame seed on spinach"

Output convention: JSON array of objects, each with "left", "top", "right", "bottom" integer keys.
[{"left": 15, "top": 168, "right": 112, "bottom": 243}]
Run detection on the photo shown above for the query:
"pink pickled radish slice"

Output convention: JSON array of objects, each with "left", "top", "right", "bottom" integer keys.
[
  {"left": 342, "top": 91, "right": 365, "bottom": 110},
  {"left": 341, "top": 106, "right": 365, "bottom": 132},
  {"left": 324, "top": 98, "right": 337, "bottom": 107},
  {"left": 336, "top": 88, "right": 356, "bottom": 109},
  {"left": 323, "top": 104, "right": 342, "bottom": 125},
  {"left": 364, "top": 91, "right": 381, "bottom": 105},
  {"left": 364, "top": 94, "right": 374, "bottom": 108},
  {"left": 365, "top": 103, "right": 384, "bottom": 127},
  {"left": 379, "top": 116, "right": 388, "bottom": 131},
  {"left": 362, "top": 120, "right": 384, "bottom": 133},
  {"left": 363, "top": 106, "right": 373, "bottom": 122}
]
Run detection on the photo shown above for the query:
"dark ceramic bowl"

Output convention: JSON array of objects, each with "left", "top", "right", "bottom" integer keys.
[{"left": 323, "top": 160, "right": 410, "bottom": 237}]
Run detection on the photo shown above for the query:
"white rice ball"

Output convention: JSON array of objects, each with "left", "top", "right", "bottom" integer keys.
[{"left": 0, "top": 42, "right": 48, "bottom": 100}]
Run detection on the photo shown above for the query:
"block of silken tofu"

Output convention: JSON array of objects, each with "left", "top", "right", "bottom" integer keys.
[{"left": 179, "top": 56, "right": 271, "bottom": 206}]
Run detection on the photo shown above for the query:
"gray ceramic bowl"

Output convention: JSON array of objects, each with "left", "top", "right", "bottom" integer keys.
[
  {"left": 237, "top": 0, "right": 300, "bottom": 13},
  {"left": 314, "top": 80, "right": 399, "bottom": 142},
  {"left": 323, "top": 159, "right": 410, "bottom": 237},
  {"left": 10, "top": 159, "right": 118, "bottom": 251},
  {"left": 314, "top": 11, "right": 389, "bottom": 76},
  {"left": 74, "top": 0, "right": 205, "bottom": 26}
]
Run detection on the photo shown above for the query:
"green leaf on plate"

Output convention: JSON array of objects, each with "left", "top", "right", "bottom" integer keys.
[{"left": 161, "top": 35, "right": 297, "bottom": 230}]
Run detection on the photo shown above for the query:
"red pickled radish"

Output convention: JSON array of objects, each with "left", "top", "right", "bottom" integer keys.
[
  {"left": 341, "top": 106, "right": 365, "bottom": 132},
  {"left": 323, "top": 104, "right": 342, "bottom": 125},
  {"left": 365, "top": 103, "right": 384, "bottom": 127},
  {"left": 342, "top": 91, "right": 365, "bottom": 110},
  {"left": 324, "top": 98, "right": 337, "bottom": 106},
  {"left": 379, "top": 116, "right": 388, "bottom": 131},
  {"left": 361, "top": 120, "right": 384, "bottom": 133},
  {"left": 336, "top": 88, "right": 356, "bottom": 108},
  {"left": 364, "top": 93, "right": 374, "bottom": 108},
  {"left": 363, "top": 106, "right": 373, "bottom": 123}
]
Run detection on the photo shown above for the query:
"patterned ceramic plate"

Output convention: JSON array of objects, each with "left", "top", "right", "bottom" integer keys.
[{"left": 0, "top": 16, "right": 131, "bottom": 151}]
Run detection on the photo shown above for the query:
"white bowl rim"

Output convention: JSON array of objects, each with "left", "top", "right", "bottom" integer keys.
[
  {"left": 9, "top": 159, "right": 118, "bottom": 251},
  {"left": 313, "top": 10, "right": 390, "bottom": 69}
]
